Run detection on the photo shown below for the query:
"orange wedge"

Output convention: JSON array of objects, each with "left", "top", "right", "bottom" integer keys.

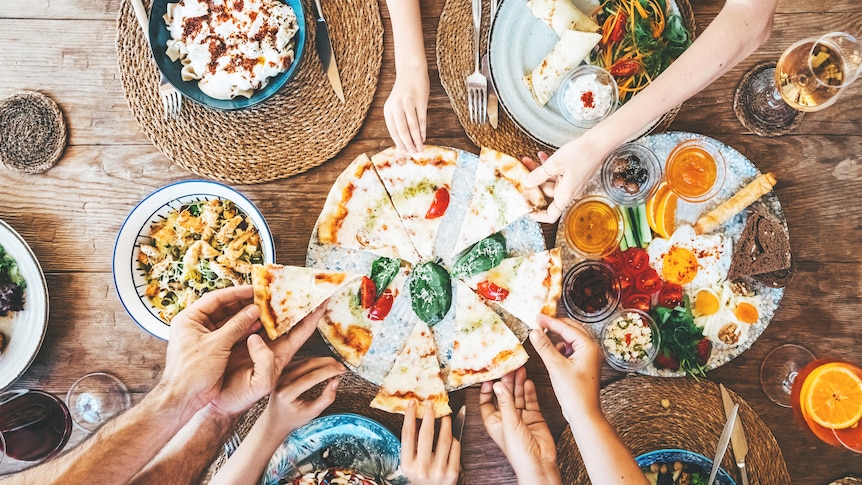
[
  {"left": 800, "top": 363, "right": 862, "bottom": 430},
  {"left": 646, "top": 182, "right": 669, "bottom": 235},
  {"left": 654, "top": 190, "right": 678, "bottom": 239}
]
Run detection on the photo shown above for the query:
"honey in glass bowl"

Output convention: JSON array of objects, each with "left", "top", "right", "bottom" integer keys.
[
  {"left": 563, "top": 195, "right": 623, "bottom": 259},
  {"left": 665, "top": 140, "right": 726, "bottom": 203}
]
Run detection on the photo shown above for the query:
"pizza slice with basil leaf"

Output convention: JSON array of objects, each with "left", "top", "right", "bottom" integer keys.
[
  {"left": 370, "top": 146, "right": 458, "bottom": 260},
  {"left": 448, "top": 280, "right": 529, "bottom": 388},
  {"left": 317, "top": 153, "right": 421, "bottom": 263},
  {"left": 452, "top": 148, "right": 547, "bottom": 255},
  {"left": 318, "top": 257, "right": 409, "bottom": 367},
  {"left": 409, "top": 261, "right": 453, "bottom": 327},
  {"left": 370, "top": 321, "right": 452, "bottom": 418},
  {"left": 462, "top": 248, "right": 563, "bottom": 330},
  {"left": 252, "top": 264, "right": 361, "bottom": 340}
]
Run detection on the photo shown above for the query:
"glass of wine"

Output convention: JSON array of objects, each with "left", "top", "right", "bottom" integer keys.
[
  {"left": 65, "top": 372, "right": 131, "bottom": 433},
  {"left": 790, "top": 359, "right": 862, "bottom": 452},
  {"left": 734, "top": 31, "right": 862, "bottom": 136},
  {"left": 760, "top": 343, "right": 816, "bottom": 407},
  {"left": 0, "top": 389, "right": 72, "bottom": 462}
]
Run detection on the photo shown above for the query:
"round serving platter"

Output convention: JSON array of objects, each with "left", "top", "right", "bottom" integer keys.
[{"left": 556, "top": 131, "right": 786, "bottom": 377}]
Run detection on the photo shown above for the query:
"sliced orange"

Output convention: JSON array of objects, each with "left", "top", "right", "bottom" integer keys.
[
  {"left": 645, "top": 182, "right": 670, "bottom": 235},
  {"left": 800, "top": 363, "right": 862, "bottom": 430},
  {"left": 654, "top": 190, "right": 678, "bottom": 239}
]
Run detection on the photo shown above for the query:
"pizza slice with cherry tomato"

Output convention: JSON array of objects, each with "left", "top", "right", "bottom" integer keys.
[{"left": 370, "top": 147, "right": 458, "bottom": 260}]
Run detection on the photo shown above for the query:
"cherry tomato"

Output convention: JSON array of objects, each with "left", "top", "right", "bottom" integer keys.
[
  {"left": 622, "top": 292, "right": 651, "bottom": 313},
  {"left": 602, "top": 248, "right": 625, "bottom": 272},
  {"left": 617, "top": 272, "right": 635, "bottom": 295},
  {"left": 635, "top": 268, "right": 663, "bottom": 295},
  {"left": 360, "top": 276, "right": 376, "bottom": 309},
  {"left": 658, "top": 283, "right": 684, "bottom": 309},
  {"left": 623, "top": 247, "right": 650, "bottom": 275},
  {"left": 368, "top": 290, "right": 394, "bottom": 320},
  {"left": 477, "top": 280, "right": 510, "bottom": 301},
  {"left": 609, "top": 11, "right": 627, "bottom": 43},
  {"left": 610, "top": 59, "right": 640, "bottom": 77},
  {"left": 425, "top": 187, "right": 450, "bottom": 219}
]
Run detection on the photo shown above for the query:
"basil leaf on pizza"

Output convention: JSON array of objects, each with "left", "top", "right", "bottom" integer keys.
[
  {"left": 450, "top": 233, "right": 507, "bottom": 278},
  {"left": 410, "top": 262, "right": 452, "bottom": 326},
  {"left": 370, "top": 257, "right": 400, "bottom": 298}
]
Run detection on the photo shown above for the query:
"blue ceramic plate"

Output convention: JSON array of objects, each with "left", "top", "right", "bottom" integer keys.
[
  {"left": 147, "top": 0, "right": 306, "bottom": 110},
  {"left": 261, "top": 413, "right": 407, "bottom": 485},
  {"left": 636, "top": 449, "right": 736, "bottom": 485}
]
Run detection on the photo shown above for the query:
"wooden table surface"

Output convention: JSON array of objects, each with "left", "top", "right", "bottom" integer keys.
[{"left": 1, "top": 0, "right": 861, "bottom": 483}]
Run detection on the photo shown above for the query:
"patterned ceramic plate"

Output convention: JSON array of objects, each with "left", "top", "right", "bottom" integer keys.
[{"left": 636, "top": 449, "right": 736, "bottom": 485}]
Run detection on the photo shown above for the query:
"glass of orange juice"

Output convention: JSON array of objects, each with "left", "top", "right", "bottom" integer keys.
[
  {"left": 665, "top": 139, "right": 727, "bottom": 203},
  {"left": 563, "top": 195, "right": 624, "bottom": 259},
  {"left": 791, "top": 359, "right": 862, "bottom": 452}
]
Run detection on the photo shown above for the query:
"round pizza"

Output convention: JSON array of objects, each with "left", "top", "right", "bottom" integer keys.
[{"left": 253, "top": 146, "right": 563, "bottom": 418}]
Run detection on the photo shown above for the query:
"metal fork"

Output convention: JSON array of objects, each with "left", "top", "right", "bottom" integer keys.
[
  {"left": 466, "top": 0, "right": 488, "bottom": 124},
  {"left": 129, "top": 0, "right": 182, "bottom": 120}
]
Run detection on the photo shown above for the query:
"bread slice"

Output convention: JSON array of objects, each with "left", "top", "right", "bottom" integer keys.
[{"left": 728, "top": 211, "right": 792, "bottom": 281}]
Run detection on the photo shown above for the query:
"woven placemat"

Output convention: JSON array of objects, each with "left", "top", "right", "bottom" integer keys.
[
  {"left": 557, "top": 376, "right": 791, "bottom": 484},
  {"left": 436, "top": 0, "right": 696, "bottom": 158},
  {"left": 0, "top": 91, "right": 66, "bottom": 174},
  {"left": 116, "top": 0, "right": 382, "bottom": 184}
]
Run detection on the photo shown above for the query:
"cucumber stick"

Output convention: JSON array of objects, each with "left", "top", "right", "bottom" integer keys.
[
  {"left": 620, "top": 206, "right": 636, "bottom": 249},
  {"left": 636, "top": 204, "right": 652, "bottom": 247}
]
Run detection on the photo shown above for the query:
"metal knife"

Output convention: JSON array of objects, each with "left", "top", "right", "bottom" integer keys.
[
  {"left": 480, "top": 0, "right": 499, "bottom": 128},
  {"left": 453, "top": 405, "right": 466, "bottom": 442},
  {"left": 720, "top": 384, "right": 750, "bottom": 485},
  {"left": 708, "top": 403, "right": 738, "bottom": 485},
  {"left": 312, "top": 0, "right": 345, "bottom": 103}
]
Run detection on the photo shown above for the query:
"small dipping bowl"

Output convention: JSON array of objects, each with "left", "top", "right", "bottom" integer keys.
[
  {"left": 562, "top": 261, "right": 621, "bottom": 329},
  {"left": 557, "top": 65, "right": 619, "bottom": 128},
  {"left": 665, "top": 139, "right": 727, "bottom": 203},
  {"left": 601, "top": 142, "right": 662, "bottom": 207},
  {"left": 563, "top": 195, "right": 624, "bottom": 260},
  {"left": 601, "top": 309, "right": 661, "bottom": 373}
]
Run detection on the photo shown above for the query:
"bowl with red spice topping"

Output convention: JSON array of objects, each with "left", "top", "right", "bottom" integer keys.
[{"left": 556, "top": 65, "right": 618, "bottom": 128}]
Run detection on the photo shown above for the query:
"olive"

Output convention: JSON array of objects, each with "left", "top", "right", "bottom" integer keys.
[
  {"left": 612, "top": 158, "right": 628, "bottom": 172},
  {"left": 625, "top": 181, "right": 640, "bottom": 193},
  {"left": 613, "top": 175, "right": 626, "bottom": 189}
]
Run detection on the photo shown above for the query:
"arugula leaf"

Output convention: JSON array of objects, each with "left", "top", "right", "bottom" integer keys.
[
  {"left": 370, "top": 257, "right": 400, "bottom": 298},
  {"left": 450, "top": 233, "right": 507, "bottom": 279},
  {"left": 409, "top": 262, "right": 452, "bottom": 326},
  {"left": 0, "top": 245, "right": 26, "bottom": 288},
  {"left": 651, "top": 295, "right": 707, "bottom": 377}
]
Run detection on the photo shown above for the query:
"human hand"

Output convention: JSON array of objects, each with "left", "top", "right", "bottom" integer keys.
[
  {"left": 529, "top": 315, "right": 603, "bottom": 424},
  {"left": 401, "top": 401, "right": 460, "bottom": 485},
  {"left": 479, "top": 368, "right": 561, "bottom": 485},
  {"left": 259, "top": 357, "right": 345, "bottom": 438},
  {"left": 384, "top": 70, "right": 430, "bottom": 154}
]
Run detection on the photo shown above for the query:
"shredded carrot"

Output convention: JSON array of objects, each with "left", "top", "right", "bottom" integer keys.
[{"left": 634, "top": 0, "right": 649, "bottom": 19}]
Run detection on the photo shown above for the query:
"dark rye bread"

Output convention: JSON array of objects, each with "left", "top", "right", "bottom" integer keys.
[
  {"left": 728, "top": 210, "right": 792, "bottom": 282},
  {"left": 754, "top": 255, "right": 795, "bottom": 288}
]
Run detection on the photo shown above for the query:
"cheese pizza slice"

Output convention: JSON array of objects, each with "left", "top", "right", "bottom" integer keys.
[
  {"left": 370, "top": 321, "right": 452, "bottom": 419},
  {"left": 318, "top": 266, "right": 410, "bottom": 367},
  {"left": 448, "top": 281, "right": 530, "bottom": 388},
  {"left": 463, "top": 248, "right": 563, "bottom": 330},
  {"left": 453, "top": 148, "right": 547, "bottom": 255},
  {"left": 317, "top": 153, "right": 421, "bottom": 263},
  {"left": 370, "top": 146, "right": 459, "bottom": 259},
  {"left": 252, "top": 264, "right": 360, "bottom": 340}
]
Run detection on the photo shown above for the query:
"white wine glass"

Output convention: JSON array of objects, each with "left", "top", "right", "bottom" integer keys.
[
  {"left": 65, "top": 372, "right": 131, "bottom": 433},
  {"left": 735, "top": 31, "right": 862, "bottom": 136},
  {"left": 759, "top": 344, "right": 816, "bottom": 407}
]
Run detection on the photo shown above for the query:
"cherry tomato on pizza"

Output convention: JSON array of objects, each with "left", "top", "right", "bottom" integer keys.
[
  {"left": 368, "top": 290, "right": 394, "bottom": 321},
  {"left": 425, "top": 187, "right": 450, "bottom": 219},
  {"left": 360, "top": 276, "right": 377, "bottom": 309},
  {"left": 477, "top": 280, "right": 509, "bottom": 301}
]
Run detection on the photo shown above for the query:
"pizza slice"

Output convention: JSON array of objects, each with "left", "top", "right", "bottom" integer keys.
[
  {"left": 252, "top": 264, "right": 361, "bottom": 340},
  {"left": 448, "top": 280, "right": 529, "bottom": 388},
  {"left": 318, "top": 262, "right": 410, "bottom": 367},
  {"left": 452, "top": 147, "right": 547, "bottom": 255},
  {"left": 462, "top": 248, "right": 563, "bottom": 330},
  {"left": 370, "top": 321, "right": 452, "bottom": 418},
  {"left": 370, "top": 146, "right": 459, "bottom": 259},
  {"left": 317, "top": 153, "right": 421, "bottom": 263}
]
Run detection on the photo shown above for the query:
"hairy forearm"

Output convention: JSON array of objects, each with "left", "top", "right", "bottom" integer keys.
[
  {"left": 568, "top": 408, "right": 647, "bottom": 485},
  {"left": 385, "top": 0, "right": 428, "bottom": 72},
  {"left": 129, "top": 404, "right": 240, "bottom": 485}
]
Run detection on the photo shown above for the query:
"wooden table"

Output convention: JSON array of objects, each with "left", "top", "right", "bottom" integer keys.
[{"left": 1, "top": 0, "right": 861, "bottom": 483}]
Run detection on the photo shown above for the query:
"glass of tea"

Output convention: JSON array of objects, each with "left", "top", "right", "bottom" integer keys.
[
  {"left": 0, "top": 389, "right": 73, "bottom": 462},
  {"left": 790, "top": 359, "right": 862, "bottom": 452},
  {"left": 563, "top": 195, "right": 624, "bottom": 259},
  {"left": 665, "top": 139, "right": 726, "bottom": 203}
]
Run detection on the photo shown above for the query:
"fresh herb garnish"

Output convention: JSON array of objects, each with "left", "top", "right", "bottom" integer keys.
[
  {"left": 0, "top": 244, "right": 26, "bottom": 316},
  {"left": 651, "top": 295, "right": 707, "bottom": 377},
  {"left": 409, "top": 262, "right": 452, "bottom": 326},
  {"left": 450, "top": 233, "right": 507, "bottom": 278},
  {"left": 370, "top": 257, "right": 400, "bottom": 298}
]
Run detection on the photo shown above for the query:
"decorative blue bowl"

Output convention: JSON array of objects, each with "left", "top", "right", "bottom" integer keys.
[{"left": 636, "top": 449, "right": 736, "bottom": 485}]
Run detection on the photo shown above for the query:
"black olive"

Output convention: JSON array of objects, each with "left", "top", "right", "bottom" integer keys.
[{"left": 634, "top": 167, "right": 649, "bottom": 184}]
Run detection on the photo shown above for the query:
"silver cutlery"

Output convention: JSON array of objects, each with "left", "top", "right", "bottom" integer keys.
[
  {"left": 708, "top": 402, "right": 738, "bottom": 485},
  {"left": 720, "top": 384, "right": 750, "bottom": 485},
  {"left": 453, "top": 405, "right": 466, "bottom": 442},
  {"left": 129, "top": 0, "right": 182, "bottom": 120},
  {"left": 480, "top": 0, "right": 499, "bottom": 128},
  {"left": 312, "top": 0, "right": 345, "bottom": 103},
  {"left": 466, "top": 0, "right": 488, "bottom": 124}
]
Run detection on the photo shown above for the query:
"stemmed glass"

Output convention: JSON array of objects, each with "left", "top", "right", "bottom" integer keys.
[
  {"left": 734, "top": 31, "right": 862, "bottom": 136},
  {"left": 759, "top": 343, "right": 815, "bottom": 407},
  {"left": 65, "top": 372, "right": 131, "bottom": 433}
]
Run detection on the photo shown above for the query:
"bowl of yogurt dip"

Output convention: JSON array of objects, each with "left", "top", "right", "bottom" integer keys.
[{"left": 556, "top": 65, "right": 618, "bottom": 128}]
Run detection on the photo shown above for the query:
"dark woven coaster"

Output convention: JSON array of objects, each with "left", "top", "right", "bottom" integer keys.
[
  {"left": 734, "top": 62, "right": 805, "bottom": 137},
  {"left": 0, "top": 91, "right": 66, "bottom": 174}
]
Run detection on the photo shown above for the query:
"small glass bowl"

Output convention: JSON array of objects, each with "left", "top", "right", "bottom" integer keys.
[
  {"left": 563, "top": 195, "right": 624, "bottom": 260},
  {"left": 557, "top": 65, "right": 619, "bottom": 128},
  {"left": 562, "top": 261, "right": 621, "bottom": 327},
  {"left": 600, "top": 142, "right": 662, "bottom": 207},
  {"left": 665, "top": 139, "right": 727, "bottom": 203},
  {"left": 600, "top": 309, "right": 661, "bottom": 373}
]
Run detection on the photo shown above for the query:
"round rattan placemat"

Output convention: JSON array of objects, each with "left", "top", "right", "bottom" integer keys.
[
  {"left": 557, "top": 376, "right": 790, "bottom": 484},
  {"left": 116, "top": 0, "right": 382, "bottom": 184},
  {"left": 0, "top": 91, "right": 66, "bottom": 174},
  {"left": 436, "top": 0, "right": 695, "bottom": 158}
]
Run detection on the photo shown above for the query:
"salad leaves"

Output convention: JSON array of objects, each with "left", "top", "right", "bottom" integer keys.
[
  {"left": 0, "top": 244, "right": 26, "bottom": 316},
  {"left": 651, "top": 295, "right": 708, "bottom": 377}
]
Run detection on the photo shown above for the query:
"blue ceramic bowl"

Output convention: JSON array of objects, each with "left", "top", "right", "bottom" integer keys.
[
  {"left": 260, "top": 413, "right": 408, "bottom": 485},
  {"left": 636, "top": 449, "right": 736, "bottom": 485},
  {"left": 147, "top": 0, "right": 306, "bottom": 110}
]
